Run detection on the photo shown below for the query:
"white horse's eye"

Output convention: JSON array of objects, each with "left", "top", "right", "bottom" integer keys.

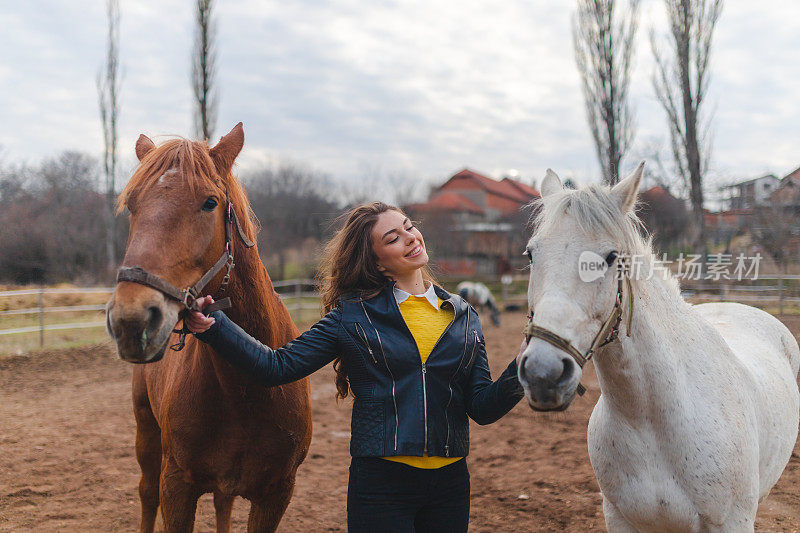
[{"left": 605, "top": 251, "right": 618, "bottom": 266}]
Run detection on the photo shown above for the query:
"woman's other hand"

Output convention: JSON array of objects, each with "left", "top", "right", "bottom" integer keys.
[
  {"left": 516, "top": 339, "right": 528, "bottom": 366},
  {"left": 185, "top": 295, "right": 216, "bottom": 334}
]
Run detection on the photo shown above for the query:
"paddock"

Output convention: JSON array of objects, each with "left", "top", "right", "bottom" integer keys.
[{"left": 1, "top": 310, "right": 798, "bottom": 531}]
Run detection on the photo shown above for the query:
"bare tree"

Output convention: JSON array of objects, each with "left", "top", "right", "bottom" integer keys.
[
  {"left": 97, "top": 0, "right": 121, "bottom": 277},
  {"left": 192, "top": 0, "right": 218, "bottom": 141},
  {"left": 573, "top": 0, "right": 640, "bottom": 185},
  {"left": 246, "top": 164, "right": 340, "bottom": 279},
  {"left": 750, "top": 203, "right": 799, "bottom": 312},
  {"left": 651, "top": 0, "right": 723, "bottom": 251},
  {"left": 750, "top": 205, "right": 797, "bottom": 274},
  {"left": 0, "top": 152, "right": 113, "bottom": 283},
  {"left": 637, "top": 184, "right": 689, "bottom": 250}
]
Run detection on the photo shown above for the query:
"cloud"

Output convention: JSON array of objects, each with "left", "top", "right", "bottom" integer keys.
[{"left": 0, "top": 0, "right": 798, "bottom": 189}]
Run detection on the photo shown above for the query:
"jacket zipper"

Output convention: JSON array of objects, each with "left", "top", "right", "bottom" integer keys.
[
  {"left": 466, "top": 330, "right": 480, "bottom": 368},
  {"left": 354, "top": 322, "right": 378, "bottom": 364},
  {"left": 421, "top": 361, "right": 428, "bottom": 454},
  {"left": 444, "top": 306, "right": 471, "bottom": 456},
  {"left": 389, "top": 291, "right": 457, "bottom": 456},
  {"left": 360, "top": 301, "right": 399, "bottom": 452}
]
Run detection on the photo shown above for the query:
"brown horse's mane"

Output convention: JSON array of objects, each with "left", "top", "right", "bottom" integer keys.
[
  {"left": 116, "top": 137, "right": 298, "bottom": 348},
  {"left": 116, "top": 138, "right": 260, "bottom": 243}
]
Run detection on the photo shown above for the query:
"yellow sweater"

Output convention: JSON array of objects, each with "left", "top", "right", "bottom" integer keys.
[{"left": 383, "top": 295, "right": 463, "bottom": 469}]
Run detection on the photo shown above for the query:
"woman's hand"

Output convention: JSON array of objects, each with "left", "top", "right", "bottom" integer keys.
[{"left": 184, "top": 295, "right": 216, "bottom": 334}]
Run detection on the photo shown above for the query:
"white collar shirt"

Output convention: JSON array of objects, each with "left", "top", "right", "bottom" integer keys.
[{"left": 392, "top": 282, "right": 439, "bottom": 310}]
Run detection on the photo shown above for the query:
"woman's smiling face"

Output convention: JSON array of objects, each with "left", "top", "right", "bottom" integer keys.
[{"left": 371, "top": 209, "right": 429, "bottom": 279}]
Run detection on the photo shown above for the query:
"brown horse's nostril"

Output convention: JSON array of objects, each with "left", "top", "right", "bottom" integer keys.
[{"left": 146, "top": 306, "right": 163, "bottom": 333}]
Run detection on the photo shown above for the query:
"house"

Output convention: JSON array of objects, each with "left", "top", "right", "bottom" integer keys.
[
  {"left": 770, "top": 166, "right": 800, "bottom": 207},
  {"left": 411, "top": 168, "right": 539, "bottom": 219},
  {"left": 404, "top": 168, "right": 539, "bottom": 276},
  {"left": 719, "top": 174, "right": 780, "bottom": 210},
  {"left": 704, "top": 208, "right": 753, "bottom": 245}
]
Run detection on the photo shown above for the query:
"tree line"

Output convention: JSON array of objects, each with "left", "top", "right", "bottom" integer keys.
[{"left": 0, "top": 151, "right": 425, "bottom": 285}]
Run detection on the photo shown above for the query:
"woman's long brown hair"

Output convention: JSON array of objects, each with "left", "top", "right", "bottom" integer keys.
[{"left": 316, "top": 202, "right": 434, "bottom": 400}]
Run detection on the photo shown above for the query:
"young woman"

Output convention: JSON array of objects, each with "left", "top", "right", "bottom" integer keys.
[{"left": 186, "top": 202, "right": 523, "bottom": 532}]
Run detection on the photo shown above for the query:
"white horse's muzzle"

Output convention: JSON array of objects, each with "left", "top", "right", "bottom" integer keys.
[{"left": 517, "top": 338, "right": 582, "bottom": 411}]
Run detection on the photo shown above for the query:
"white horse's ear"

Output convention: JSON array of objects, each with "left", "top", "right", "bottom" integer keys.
[
  {"left": 540, "top": 169, "right": 563, "bottom": 197},
  {"left": 611, "top": 161, "right": 645, "bottom": 213}
]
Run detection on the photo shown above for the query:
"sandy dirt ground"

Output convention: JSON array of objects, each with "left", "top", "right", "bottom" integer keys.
[{"left": 1, "top": 311, "right": 798, "bottom": 532}]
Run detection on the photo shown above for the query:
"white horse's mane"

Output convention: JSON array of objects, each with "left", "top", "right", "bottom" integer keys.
[{"left": 529, "top": 183, "right": 682, "bottom": 299}]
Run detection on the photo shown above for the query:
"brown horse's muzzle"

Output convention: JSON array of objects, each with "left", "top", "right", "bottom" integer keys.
[{"left": 106, "top": 283, "right": 180, "bottom": 363}]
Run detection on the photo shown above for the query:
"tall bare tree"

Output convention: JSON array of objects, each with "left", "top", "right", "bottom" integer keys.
[
  {"left": 192, "top": 0, "right": 218, "bottom": 141},
  {"left": 651, "top": 0, "right": 723, "bottom": 251},
  {"left": 573, "top": 0, "right": 640, "bottom": 185},
  {"left": 97, "top": 0, "right": 121, "bottom": 276}
]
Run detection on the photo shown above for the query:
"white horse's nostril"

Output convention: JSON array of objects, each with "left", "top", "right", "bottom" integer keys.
[{"left": 556, "top": 358, "right": 575, "bottom": 385}]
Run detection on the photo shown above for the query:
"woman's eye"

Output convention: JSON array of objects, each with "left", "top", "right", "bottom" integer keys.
[
  {"left": 202, "top": 198, "right": 218, "bottom": 211},
  {"left": 605, "top": 250, "right": 618, "bottom": 266},
  {"left": 388, "top": 236, "right": 399, "bottom": 244}
]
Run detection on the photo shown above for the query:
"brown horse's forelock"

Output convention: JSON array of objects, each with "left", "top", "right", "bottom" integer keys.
[{"left": 116, "top": 138, "right": 259, "bottom": 241}]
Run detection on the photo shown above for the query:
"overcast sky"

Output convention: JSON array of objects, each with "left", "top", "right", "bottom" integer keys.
[{"left": 1, "top": 1, "right": 798, "bottom": 195}]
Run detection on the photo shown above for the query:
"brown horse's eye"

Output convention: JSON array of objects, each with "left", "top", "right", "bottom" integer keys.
[{"left": 202, "top": 198, "right": 218, "bottom": 211}]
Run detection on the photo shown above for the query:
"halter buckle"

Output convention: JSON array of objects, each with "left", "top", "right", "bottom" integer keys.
[{"left": 180, "top": 288, "right": 196, "bottom": 310}]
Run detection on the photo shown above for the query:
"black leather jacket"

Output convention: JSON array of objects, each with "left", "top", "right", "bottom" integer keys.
[{"left": 196, "top": 283, "right": 523, "bottom": 458}]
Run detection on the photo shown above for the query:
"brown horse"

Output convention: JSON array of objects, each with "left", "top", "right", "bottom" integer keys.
[{"left": 106, "top": 124, "right": 312, "bottom": 532}]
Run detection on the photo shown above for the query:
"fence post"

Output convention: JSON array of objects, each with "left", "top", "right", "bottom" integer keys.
[
  {"left": 500, "top": 274, "right": 512, "bottom": 310},
  {"left": 38, "top": 286, "right": 44, "bottom": 347},
  {"left": 295, "top": 280, "right": 302, "bottom": 316},
  {"left": 778, "top": 270, "right": 784, "bottom": 315}
]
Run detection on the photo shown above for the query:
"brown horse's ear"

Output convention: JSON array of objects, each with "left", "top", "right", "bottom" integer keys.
[
  {"left": 209, "top": 122, "right": 244, "bottom": 177},
  {"left": 135, "top": 134, "right": 156, "bottom": 161}
]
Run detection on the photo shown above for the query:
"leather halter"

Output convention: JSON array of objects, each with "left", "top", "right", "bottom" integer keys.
[
  {"left": 522, "top": 260, "right": 633, "bottom": 396},
  {"left": 116, "top": 193, "right": 256, "bottom": 351}
]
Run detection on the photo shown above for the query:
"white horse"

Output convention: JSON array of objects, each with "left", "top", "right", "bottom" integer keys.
[
  {"left": 517, "top": 164, "right": 800, "bottom": 532},
  {"left": 457, "top": 281, "right": 501, "bottom": 326}
]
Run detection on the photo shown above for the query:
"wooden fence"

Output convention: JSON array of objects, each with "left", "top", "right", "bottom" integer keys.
[
  {"left": 0, "top": 287, "right": 112, "bottom": 347},
  {"left": 2, "top": 274, "right": 798, "bottom": 350},
  {"left": 478, "top": 273, "right": 800, "bottom": 313},
  {"left": 0, "top": 280, "right": 322, "bottom": 348}
]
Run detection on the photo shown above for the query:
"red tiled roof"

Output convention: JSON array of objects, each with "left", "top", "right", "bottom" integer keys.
[
  {"left": 442, "top": 168, "right": 538, "bottom": 203},
  {"left": 500, "top": 177, "right": 540, "bottom": 199},
  {"left": 405, "top": 192, "right": 484, "bottom": 214},
  {"left": 641, "top": 186, "right": 671, "bottom": 199}
]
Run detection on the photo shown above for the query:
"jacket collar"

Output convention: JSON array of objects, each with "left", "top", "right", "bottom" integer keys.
[{"left": 341, "top": 281, "right": 469, "bottom": 318}]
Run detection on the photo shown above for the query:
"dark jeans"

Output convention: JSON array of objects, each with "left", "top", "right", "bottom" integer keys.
[{"left": 347, "top": 457, "right": 470, "bottom": 532}]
